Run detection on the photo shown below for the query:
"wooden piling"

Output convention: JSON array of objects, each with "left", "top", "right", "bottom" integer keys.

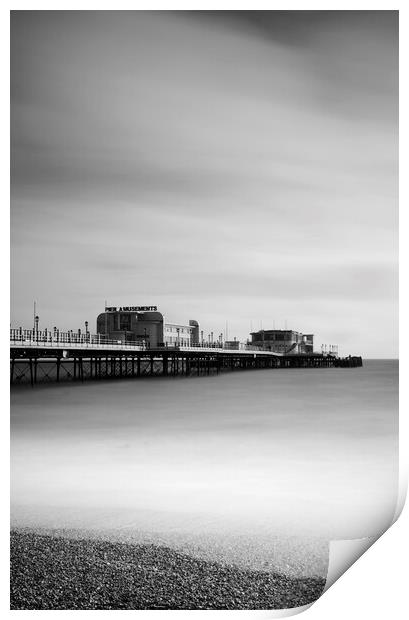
[{"left": 29, "top": 358, "right": 34, "bottom": 387}]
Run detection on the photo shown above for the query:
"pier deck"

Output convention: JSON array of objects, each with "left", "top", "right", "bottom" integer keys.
[{"left": 10, "top": 340, "right": 363, "bottom": 386}]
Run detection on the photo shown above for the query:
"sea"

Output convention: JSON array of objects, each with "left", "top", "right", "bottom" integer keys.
[{"left": 10, "top": 359, "right": 398, "bottom": 579}]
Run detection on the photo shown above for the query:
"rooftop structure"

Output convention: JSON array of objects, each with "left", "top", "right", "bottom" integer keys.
[{"left": 250, "top": 330, "right": 314, "bottom": 354}]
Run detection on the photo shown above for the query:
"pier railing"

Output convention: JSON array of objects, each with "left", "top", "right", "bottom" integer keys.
[
  {"left": 10, "top": 329, "right": 145, "bottom": 350},
  {"left": 10, "top": 329, "right": 339, "bottom": 359},
  {"left": 10, "top": 328, "right": 271, "bottom": 354}
]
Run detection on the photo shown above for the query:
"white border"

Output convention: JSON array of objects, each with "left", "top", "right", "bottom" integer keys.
[{"left": 3, "top": 2, "right": 406, "bottom": 618}]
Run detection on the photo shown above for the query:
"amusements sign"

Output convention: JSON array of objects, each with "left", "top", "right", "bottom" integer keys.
[{"left": 105, "top": 306, "right": 158, "bottom": 312}]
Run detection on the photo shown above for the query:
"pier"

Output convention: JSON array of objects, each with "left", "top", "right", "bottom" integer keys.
[{"left": 10, "top": 330, "right": 363, "bottom": 386}]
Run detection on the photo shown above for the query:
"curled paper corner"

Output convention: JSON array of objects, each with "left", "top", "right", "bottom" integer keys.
[
  {"left": 324, "top": 537, "right": 377, "bottom": 592},
  {"left": 324, "top": 469, "right": 408, "bottom": 594},
  {"left": 392, "top": 469, "right": 408, "bottom": 525}
]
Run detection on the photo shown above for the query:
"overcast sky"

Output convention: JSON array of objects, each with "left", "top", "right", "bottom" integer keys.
[{"left": 11, "top": 11, "right": 398, "bottom": 357}]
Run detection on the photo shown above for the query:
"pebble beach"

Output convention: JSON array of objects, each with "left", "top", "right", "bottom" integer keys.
[{"left": 10, "top": 530, "right": 326, "bottom": 610}]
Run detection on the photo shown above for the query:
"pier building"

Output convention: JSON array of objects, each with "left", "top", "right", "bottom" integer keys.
[
  {"left": 97, "top": 307, "right": 164, "bottom": 347},
  {"left": 250, "top": 330, "right": 314, "bottom": 354},
  {"left": 96, "top": 306, "right": 199, "bottom": 348},
  {"left": 163, "top": 322, "right": 194, "bottom": 347}
]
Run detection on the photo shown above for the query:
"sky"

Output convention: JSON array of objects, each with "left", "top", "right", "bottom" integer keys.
[{"left": 10, "top": 11, "right": 398, "bottom": 357}]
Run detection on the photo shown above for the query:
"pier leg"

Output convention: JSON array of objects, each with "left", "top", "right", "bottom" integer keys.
[
  {"left": 10, "top": 359, "right": 15, "bottom": 384},
  {"left": 56, "top": 358, "right": 60, "bottom": 383},
  {"left": 29, "top": 359, "right": 34, "bottom": 387}
]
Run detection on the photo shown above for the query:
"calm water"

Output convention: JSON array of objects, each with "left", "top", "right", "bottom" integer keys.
[{"left": 11, "top": 360, "right": 398, "bottom": 576}]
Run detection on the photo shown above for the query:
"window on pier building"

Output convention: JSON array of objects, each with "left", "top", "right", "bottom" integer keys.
[{"left": 119, "top": 314, "right": 131, "bottom": 331}]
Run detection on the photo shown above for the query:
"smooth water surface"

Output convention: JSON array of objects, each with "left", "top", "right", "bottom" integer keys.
[{"left": 11, "top": 360, "right": 398, "bottom": 575}]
